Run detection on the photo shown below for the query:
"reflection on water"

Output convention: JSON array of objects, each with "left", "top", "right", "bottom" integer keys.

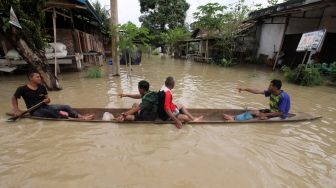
[{"left": 0, "top": 56, "right": 335, "bottom": 187}]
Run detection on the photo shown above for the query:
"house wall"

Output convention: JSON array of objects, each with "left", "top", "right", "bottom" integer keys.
[
  {"left": 55, "top": 29, "right": 106, "bottom": 55},
  {"left": 257, "top": 17, "right": 286, "bottom": 59},
  {"left": 256, "top": 6, "right": 336, "bottom": 60},
  {"left": 57, "top": 29, "right": 76, "bottom": 55}
]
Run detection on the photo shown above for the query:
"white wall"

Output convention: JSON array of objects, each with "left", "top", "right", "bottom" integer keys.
[
  {"left": 257, "top": 18, "right": 286, "bottom": 58},
  {"left": 256, "top": 6, "right": 336, "bottom": 59}
]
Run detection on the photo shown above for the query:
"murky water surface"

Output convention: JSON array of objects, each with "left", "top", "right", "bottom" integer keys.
[{"left": 0, "top": 56, "right": 335, "bottom": 188}]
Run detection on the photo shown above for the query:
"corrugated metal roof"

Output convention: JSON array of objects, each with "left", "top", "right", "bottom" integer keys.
[
  {"left": 247, "top": 0, "right": 329, "bottom": 20},
  {"left": 72, "top": 0, "right": 103, "bottom": 24},
  {"left": 73, "top": 0, "right": 86, "bottom": 4}
]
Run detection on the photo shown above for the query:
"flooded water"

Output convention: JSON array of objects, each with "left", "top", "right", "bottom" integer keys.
[{"left": 0, "top": 56, "right": 335, "bottom": 188}]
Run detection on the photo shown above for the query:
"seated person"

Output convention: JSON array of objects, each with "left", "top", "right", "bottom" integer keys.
[
  {"left": 223, "top": 79, "right": 291, "bottom": 121},
  {"left": 223, "top": 110, "right": 262, "bottom": 122},
  {"left": 116, "top": 80, "right": 158, "bottom": 122},
  {"left": 158, "top": 76, "right": 203, "bottom": 129},
  {"left": 12, "top": 70, "right": 93, "bottom": 120}
]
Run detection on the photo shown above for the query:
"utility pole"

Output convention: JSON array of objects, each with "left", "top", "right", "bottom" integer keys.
[{"left": 110, "top": 0, "right": 120, "bottom": 75}]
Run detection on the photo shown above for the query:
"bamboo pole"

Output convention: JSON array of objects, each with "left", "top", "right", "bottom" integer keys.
[
  {"left": 129, "top": 52, "right": 132, "bottom": 76},
  {"left": 52, "top": 8, "right": 58, "bottom": 76},
  {"left": 110, "top": 0, "right": 120, "bottom": 76},
  {"left": 296, "top": 50, "right": 309, "bottom": 80},
  {"left": 205, "top": 39, "right": 209, "bottom": 63},
  {"left": 273, "top": 15, "right": 289, "bottom": 71}
]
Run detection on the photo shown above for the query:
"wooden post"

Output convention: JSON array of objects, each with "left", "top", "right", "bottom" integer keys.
[
  {"left": 206, "top": 39, "right": 209, "bottom": 63},
  {"left": 52, "top": 8, "right": 58, "bottom": 76},
  {"left": 148, "top": 47, "right": 151, "bottom": 58},
  {"left": 75, "top": 53, "right": 82, "bottom": 71},
  {"left": 305, "top": 51, "right": 312, "bottom": 69},
  {"left": 1, "top": 41, "right": 8, "bottom": 54},
  {"left": 296, "top": 50, "right": 309, "bottom": 79},
  {"left": 302, "top": 50, "right": 309, "bottom": 66},
  {"left": 273, "top": 15, "right": 289, "bottom": 71},
  {"left": 70, "top": 10, "right": 80, "bottom": 54},
  {"left": 129, "top": 52, "right": 132, "bottom": 76},
  {"left": 199, "top": 40, "right": 202, "bottom": 59},
  {"left": 186, "top": 41, "right": 189, "bottom": 58},
  {"left": 1, "top": 40, "right": 12, "bottom": 66},
  {"left": 110, "top": 0, "right": 120, "bottom": 76}
]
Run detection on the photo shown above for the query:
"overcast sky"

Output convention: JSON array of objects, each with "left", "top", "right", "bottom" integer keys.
[{"left": 97, "top": 0, "right": 270, "bottom": 26}]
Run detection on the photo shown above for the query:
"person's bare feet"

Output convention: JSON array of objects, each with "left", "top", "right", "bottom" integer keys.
[
  {"left": 192, "top": 116, "right": 203, "bottom": 122},
  {"left": 59, "top": 111, "right": 69, "bottom": 118},
  {"left": 223, "top": 114, "right": 235, "bottom": 121},
  {"left": 78, "top": 114, "right": 94, "bottom": 120}
]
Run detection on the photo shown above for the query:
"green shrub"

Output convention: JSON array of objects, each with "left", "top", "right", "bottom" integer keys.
[
  {"left": 245, "top": 56, "right": 262, "bottom": 64},
  {"left": 329, "top": 62, "right": 336, "bottom": 82},
  {"left": 308, "top": 63, "right": 329, "bottom": 74},
  {"left": 330, "top": 72, "right": 336, "bottom": 83},
  {"left": 152, "top": 50, "right": 159, "bottom": 56},
  {"left": 86, "top": 66, "right": 102, "bottom": 78},
  {"left": 281, "top": 65, "right": 323, "bottom": 86},
  {"left": 212, "top": 58, "right": 234, "bottom": 67}
]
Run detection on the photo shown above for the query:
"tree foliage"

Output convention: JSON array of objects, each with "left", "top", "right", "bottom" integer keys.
[
  {"left": 0, "top": 0, "right": 61, "bottom": 90},
  {"left": 193, "top": 1, "right": 249, "bottom": 32},
  {"left": 92, "top": 1, "right": 111, "bottom": 33},
  {"left": 193, "top": 3, "right": 227, "bottom": 31},
  {"left": 118, "top": 22, "right": 151, "bottom": 52},
  {"left": 0, "top": 0, "right": 47, "bottom": 51},
  {"left": 160, "top": 27, "right": 190, "bottom": 54},
  {"left": 193, "top": 0, "right": 250, "bottom": 59},
  {"left": 267, "top": 0, "right": 279, "bottom": 6},
  {"left": 139, "top": 0, "right": 189, "bottom": 47},
  {"left": 267, "top": 0, "right": 290, "bottom": 6}
]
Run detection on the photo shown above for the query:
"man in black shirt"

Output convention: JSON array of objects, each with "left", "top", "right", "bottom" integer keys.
[{"left": 12, "top": 70, "right": 93, "bottom": 120}]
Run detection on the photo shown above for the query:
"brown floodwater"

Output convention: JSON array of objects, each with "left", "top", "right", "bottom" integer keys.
[{"left": 0, "top": 56, "right": 335, "bottom": 188}]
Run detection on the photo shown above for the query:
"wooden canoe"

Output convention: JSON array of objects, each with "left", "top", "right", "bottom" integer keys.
[{"left": 6, "top": 108, "right": 322, "bottom": 124}]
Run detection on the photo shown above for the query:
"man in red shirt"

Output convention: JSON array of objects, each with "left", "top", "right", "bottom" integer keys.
[{"left": 158, "top": 76, "right": 202, "bottom": 128}]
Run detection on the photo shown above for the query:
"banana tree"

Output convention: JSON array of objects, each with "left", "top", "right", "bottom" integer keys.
[{"left": 118, "top": 22, "right": 151, "bottom": 75}]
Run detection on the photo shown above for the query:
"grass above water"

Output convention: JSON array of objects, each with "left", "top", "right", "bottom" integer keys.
[{"left": 86, "top": 66, "right": 102, "bottom": 78}]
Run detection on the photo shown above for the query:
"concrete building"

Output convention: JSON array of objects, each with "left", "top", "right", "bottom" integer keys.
[{"left": 245, "top": 0, "right": 336, "bottom": 68}]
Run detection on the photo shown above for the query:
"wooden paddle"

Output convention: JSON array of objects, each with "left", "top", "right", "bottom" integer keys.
[{"left": 7, "top": 101, "right": 45, "bottom": 122}]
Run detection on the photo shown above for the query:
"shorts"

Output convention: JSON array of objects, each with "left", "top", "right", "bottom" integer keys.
[
  {"left": 172, "top": 108, "right": 180, "bottom": 117},
  {"left": 234, "top": 112, "right": 254, "bottom": 121},
  {"left": 259, "top": 109, "right": 271, "bottom": 113},
  {"left": 134, "top": 112, "right": 157, "bottom": 121}
]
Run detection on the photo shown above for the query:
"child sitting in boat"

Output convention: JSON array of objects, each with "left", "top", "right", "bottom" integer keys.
[
  {"left": 157, "top": 76, "right": 203, "bottom": 128},
  {"left": 223, "top": 79, "right": 291, "bottom": 121}
]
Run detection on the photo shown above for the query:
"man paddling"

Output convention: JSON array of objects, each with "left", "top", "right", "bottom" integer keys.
[
  {"left": 11, "top": 70, "right": 93, "bottom": 120},
  {"left": 158, "top": 76, "right": 203, "bottom": 128},
  {"left": 223, "top": 79, "right": 291, "bottom": 121},
  {"left": 116, "top": 80, "right": 158, "bottom": 122}
]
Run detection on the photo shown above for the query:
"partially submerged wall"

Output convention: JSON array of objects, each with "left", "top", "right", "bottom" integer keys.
[
  {"left": 257, "top": 17, "right": 286, "bottom": 59},
  {"left": 256, "top": 6, "right": 336, "bottom": 62}
]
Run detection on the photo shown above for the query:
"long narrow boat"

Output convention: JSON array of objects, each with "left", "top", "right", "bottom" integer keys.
[{"left": 6, "top": 108, "right": 322, "bottom": 124}]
